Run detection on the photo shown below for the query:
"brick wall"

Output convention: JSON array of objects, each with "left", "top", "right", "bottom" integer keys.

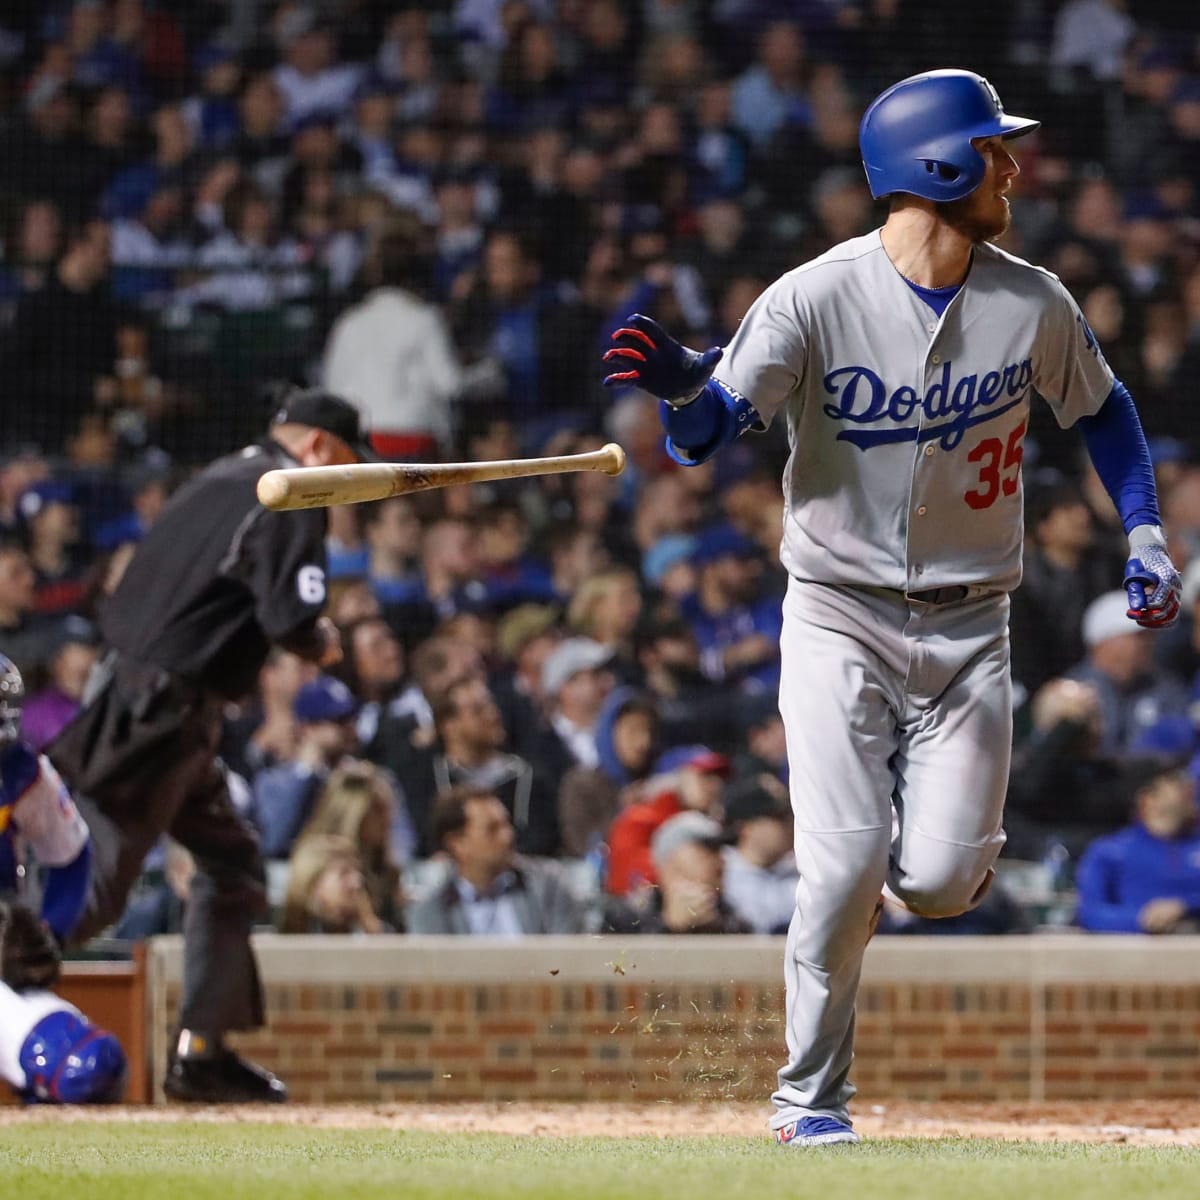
[{"left": 145, "top": 936, "right": 1200, "bottom": 1103}]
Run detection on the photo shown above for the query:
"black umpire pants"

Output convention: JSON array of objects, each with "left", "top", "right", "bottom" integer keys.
[{"left": 49, "top": 652, "right": 266, "bottom": 1038}]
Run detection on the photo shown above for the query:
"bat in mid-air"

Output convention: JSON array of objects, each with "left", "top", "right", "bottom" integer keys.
[{"left": 256, "top": 443, "right": 627, "bottom": 511}]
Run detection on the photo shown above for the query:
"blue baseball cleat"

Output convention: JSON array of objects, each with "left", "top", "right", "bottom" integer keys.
[{"left": 775, "top": 1116, "right": 861, "bottom": 1147}]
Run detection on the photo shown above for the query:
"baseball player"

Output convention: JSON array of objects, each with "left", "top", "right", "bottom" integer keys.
[
  {"left": 0, "top": 653, "right": 127, "bottom": 1103},
  {"left": 603, "top": 69, "right": 1181, "bottom": 1146}
]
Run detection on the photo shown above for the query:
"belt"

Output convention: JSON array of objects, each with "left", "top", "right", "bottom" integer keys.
[{"left": 905, "top": 585, "right": 971, "bottom": 605}]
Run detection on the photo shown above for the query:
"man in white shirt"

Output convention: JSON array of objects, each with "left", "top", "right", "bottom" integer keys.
[{"left": 323, "top": 226, "right": 464, "bottom": 457}]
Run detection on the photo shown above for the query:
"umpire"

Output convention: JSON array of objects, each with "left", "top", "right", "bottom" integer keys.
[{"left": 49, "top": 388, "right": 376, "bottom": 1103}]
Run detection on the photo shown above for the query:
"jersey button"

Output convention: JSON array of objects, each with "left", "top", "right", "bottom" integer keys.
[
  {"left": 917, "top": 505, "right": 927, "bottom": 516},
  {"left": 927, "top": 323, "right": 936, "bottom": 332},
  {"left": 931, "top": 354, "right": 941, "bottom": 364},
  {"left": 924, "top": 445, "right": 934, "bottom": 456}
]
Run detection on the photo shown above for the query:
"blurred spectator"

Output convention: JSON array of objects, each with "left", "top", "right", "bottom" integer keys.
[
  {"left": 566, "top": 566, "right": 642, "bottom": 677},
  {"left": 603, "top": 811, "right": 750, "bottom": 933},
  {"left": 0, "top": 448, "right": 49, "bottom": 542},
  {"left": 221, "top": 649, "right": 314, "bottom": 781},
  {"left": 110, "top": 180, "right": 190, "bottom": 303},
  {"left": 382, "top": 516, "right": 486, "bottom": 632},
  {"left": 0, "top": 198, "right": 63, "bottom": 313},
  {"left": 20, "top": 615, "right": 99, "bottom": 751},
  {"left": 558, "top": 687, "right": 661, "bottom": 858},
  {"left": 720, "top": 773, "right": 798, "bottom": 934},
  {"left": 18, "top": 480, "right": 86, "bottom": 616},
  {"left": 114, "top": 839, "right": 194, "bottom": 939},
  {"left": 323, "top": 223, "right": 465, "bottom": 458},
  {"left": 183, "top": 43, "right": 242, "bottom": 151},
  {"left": 730, "top": 21, "right": 809, "bottom": 150},
  {"left": 1005, "top": 677, "right": 1133, "bottom": 861},
  {"left": 489, "top": 602, "right": 564, "bottom": 749},
  {"left": 1076, "top": 758, "right": 1200, "bottom": 933},
  {"left": 452, "top": 227, "right": 597, "bottom": 440},
  {"left": 642, "top": 533, "right": 697, "bottom": 603},
  {"left": 272, "top": 11, "right": 363, "bottom": 131},
  {"left": 3, "top": 219, "right": 116, "bottom": 452},
  {"left": 407, "top": 785, "right": 585, "bottom": 936},
  {"left": 2, "top": 73, "right": 86, "bottom": 217},
  {"left": 1065, "top": 591, "right": 1189, "bottom": 755},
  {"left": 188, "top": 179, "right": 310, "bottom": 310},
  {"left": 92, "top": 454, "right": 172, "bottom": 552},
  {"left": 1050, "top": 0, "right": 1137, "bottom": 82},
  {"left": 730, "top": 691, "right": 788, "bottom": 782},
  {"left": 635, "top": 614, "right": 730, "bottom": 749},
  {"left": 1009, "top": 475, "right": 1110, "bottom": 698},
  {"left": 279, "top": 833, "right": 386, "bottom": 934},
  {"left": 250, "top": 674, "right": 360, "bottom": 859},
  {"left": 606, "top": 744, "right": 730, "bottom": 896},
  {"left": 341, "top": 615, "right": 406, "bottom": 751},
  {"left": 396, "top": 672, "right": 557, "bottom": 858},
  {"left": 475, "top": 501, "right": 556, "bottom": 609},
  {"left": 362, "top": 497, "right": 422, "bottom": 612},
  {"left": 522, "top": 636, "right": 614, "bottom": 791},
  {"left": 1116, "top": 192, "right": 1176, "bottom": 300},
  {"left": 680, "top": 524, "right": 782, "bottom": 692},
  {"left": 235, "top": 71, "right": 288, "bottom": 168},
  {"left": 0, "top": 542, "right": 51, "bottom": 679},
  {"left": 294, "top": 761, "right": 407, "bottom": 928}
]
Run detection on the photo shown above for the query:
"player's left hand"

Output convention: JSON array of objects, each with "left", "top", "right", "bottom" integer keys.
[
  {"left": 1123, "top": 543, "right": 1182, "bottom": 629},
  {"left": 602, "top": 313, "right": 722, "bottom": 406}
]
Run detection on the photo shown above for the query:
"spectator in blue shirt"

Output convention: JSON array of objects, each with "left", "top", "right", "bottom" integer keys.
[
  {"left": 1076, "top": 758, "right": 1200, "bottom": 934},
  {"left": 679, "top": 523, "right": 782, "bottom": 692}
]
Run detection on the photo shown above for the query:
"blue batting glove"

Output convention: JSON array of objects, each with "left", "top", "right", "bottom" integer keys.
[
  {"left": 1124, "top": 542, "right": 1181, "bottom": 629},
  {"left": 602, "top": 313, "right": 723, "bottom": 406}
]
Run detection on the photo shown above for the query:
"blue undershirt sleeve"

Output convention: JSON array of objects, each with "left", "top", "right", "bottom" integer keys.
[
  {"left": 661, "top": 379, "right": 763, "bottom": 466},
  {"left": 40, "top": 839, "right": 92, "bottom": 943},
  {"left": 1076, "top": 379, "right": 1161, "bottom": 534}
]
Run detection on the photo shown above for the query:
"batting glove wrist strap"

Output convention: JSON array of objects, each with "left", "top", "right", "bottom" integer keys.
[
  {"left": 603, "top": 312, "right": 723, "bottom": 406},
  {"left": 1127, "top": 523, "right": 1168, "bottom": 551}
]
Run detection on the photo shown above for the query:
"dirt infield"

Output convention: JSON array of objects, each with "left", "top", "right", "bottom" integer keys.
[{"left": 3, "top": 1101, "right": 1200, "bottom": 1145}]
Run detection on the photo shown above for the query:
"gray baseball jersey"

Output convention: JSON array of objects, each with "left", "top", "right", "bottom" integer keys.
[{"left": 715, "top": 230, "right": 1114, "bottom": 593}]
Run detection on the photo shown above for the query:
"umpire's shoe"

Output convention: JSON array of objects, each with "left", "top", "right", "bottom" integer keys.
[{"left": 164, "top": 1048, "right": 287, "bottom": 1104}]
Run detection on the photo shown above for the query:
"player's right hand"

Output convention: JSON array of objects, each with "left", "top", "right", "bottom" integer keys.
[
  {"left": 1123, "top": 543, "right": 1181, "bottom": 629},
  {"left": 603, "top": 313, "right": 723, "bottom": 407}
]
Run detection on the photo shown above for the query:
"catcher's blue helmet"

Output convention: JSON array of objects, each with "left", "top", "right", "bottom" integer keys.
[
  {"left": 859, "top": 69, "right": 1040, "bottom": 202},
  {"left": 19, "top": 1011, "right": 128, "bottom": 1104}
]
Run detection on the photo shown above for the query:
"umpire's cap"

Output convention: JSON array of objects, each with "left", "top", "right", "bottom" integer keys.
[{"left": 270, "top": 387, "right": 378, "bottom": 462}]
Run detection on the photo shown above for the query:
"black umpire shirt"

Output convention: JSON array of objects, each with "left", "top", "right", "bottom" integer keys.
[{"left": 100, "top": 440, "right": 328, "bottom": 698}]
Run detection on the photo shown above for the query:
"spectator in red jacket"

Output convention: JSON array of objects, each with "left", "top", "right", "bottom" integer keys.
[{"left": 605, "top": 744, "right": 729, "bottom": 896}]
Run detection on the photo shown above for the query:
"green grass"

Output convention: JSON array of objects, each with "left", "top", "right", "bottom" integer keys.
[{"left": 1, "top": 1124, "right": 1198, "bottom": 1200}]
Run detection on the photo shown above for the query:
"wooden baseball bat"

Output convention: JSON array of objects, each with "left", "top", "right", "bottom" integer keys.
[{"left": 256, "top": 442, "right": 627, "bottom": 511}]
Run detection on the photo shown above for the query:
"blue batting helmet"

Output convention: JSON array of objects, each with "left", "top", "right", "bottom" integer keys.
[
  {"left": 859, "top": 69, "right": 1040, "bottom": 202},
  {"left": 19, "top": 1011, "right": 128, "bottom": 1104}
]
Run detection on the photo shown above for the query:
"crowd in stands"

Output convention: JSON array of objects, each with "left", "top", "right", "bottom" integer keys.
[{"left": 2, "top": 1, "right": 1200, "bottom": 939}]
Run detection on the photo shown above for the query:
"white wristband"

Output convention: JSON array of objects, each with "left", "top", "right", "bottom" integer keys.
[{"left": 1128, "top": 524, "right": 1167, "bottom": 551}]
